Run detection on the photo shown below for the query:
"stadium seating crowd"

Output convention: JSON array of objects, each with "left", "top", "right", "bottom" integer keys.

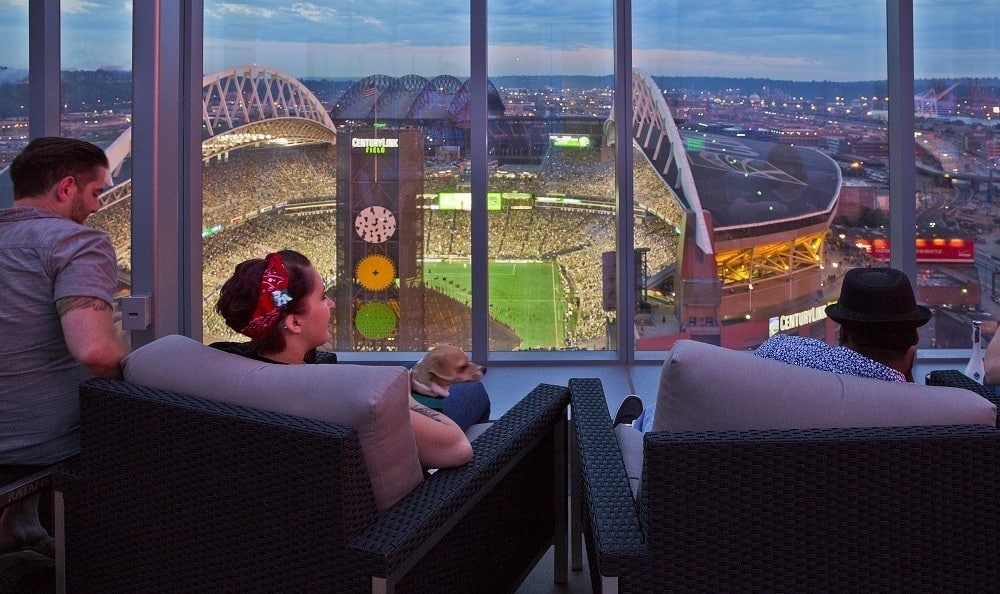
[{"left": 89, "top": 143, "right": 679, "bottom": 350}]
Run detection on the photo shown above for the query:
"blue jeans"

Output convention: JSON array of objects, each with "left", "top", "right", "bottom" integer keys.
[
  {"left": 633, "top": 403, "right": 655, "bottom": 433},
  {"left": 440, "top": 381, "right": 492, "bottom": 431}
]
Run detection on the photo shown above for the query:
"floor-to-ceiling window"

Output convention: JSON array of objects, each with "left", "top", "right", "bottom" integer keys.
[
  {"left": 201, "top": 1, "right": 470, "bottom": 353},
  {"left": 0, "top": 2, "right": 28, "bottom": 171},
  {"left": 11, "top": 0, "right": 965, "bottom": 362},
  {"left": 915, "top": 2, "right": 1000, "bottom": 350},
  {"left": 486, "top": 3, "right": 616, "bottom": 353},
  {"left": 632, "top": 1, "right": 888, "bottom": 352}
]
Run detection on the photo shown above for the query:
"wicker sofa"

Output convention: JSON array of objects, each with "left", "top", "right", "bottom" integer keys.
[
  {"left": 63, "top": 378, "right": 569, "bottom": 593},
  {"left": 569, "top": 340, "right": 1000, "bottom": 593}
]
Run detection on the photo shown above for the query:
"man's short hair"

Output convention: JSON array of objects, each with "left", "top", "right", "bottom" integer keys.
[
  {"left": 839, "top": 322, "right": 919, "bottom": 353},
  {"left": 10, "top": 137, "right": 109, "bottom": 200}
]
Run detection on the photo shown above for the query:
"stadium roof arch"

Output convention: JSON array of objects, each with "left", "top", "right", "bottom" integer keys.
[
  {"left": 97, "top": 64, "right": 337, "bottom": 208},
  {"left": 332, "top": 74, "right": 504, "bottom": 122},
  {"left": 631, "top": 69, "right": 712, "bottom": 254},
  {"left": 631, "top": 69, "right": 842, "bottom": 255},
  {"left": 409, "top": 75, "right": 465, "bottom": 120}
]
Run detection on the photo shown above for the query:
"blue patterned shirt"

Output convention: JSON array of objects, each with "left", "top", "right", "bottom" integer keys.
[{"left": 754, "top": 333, "right": 907, "bottom": 383}]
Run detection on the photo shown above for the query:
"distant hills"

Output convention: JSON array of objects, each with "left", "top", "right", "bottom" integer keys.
[{"left": 0, "top": 68, "right": 997, "bottom": 120}]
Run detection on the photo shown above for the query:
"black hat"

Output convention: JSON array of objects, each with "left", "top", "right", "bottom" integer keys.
[{"left": 825, "top": 267, "right": 932, "bottom": 327}]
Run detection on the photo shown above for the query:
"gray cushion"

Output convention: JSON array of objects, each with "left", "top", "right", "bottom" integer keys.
[
  {"left": 653, "top": 339, "right": 996, "bottom": 432},
  {"left": 122, "top": 334, "right": 422, "bottom": 510},
  {"left": 614, "top": 424, "right": 644, "bottom": 499},
  {"left": 465, "top": 422, "right": 492, "bottom": 442}
]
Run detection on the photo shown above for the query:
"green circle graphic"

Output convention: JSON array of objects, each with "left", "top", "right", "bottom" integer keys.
[{"left": 355, "top": 302, "right": 397, "bottom": 340}]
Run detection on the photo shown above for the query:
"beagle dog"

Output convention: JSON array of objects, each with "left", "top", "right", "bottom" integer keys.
[{"left": 410, "top": 345, "right": 486, "bottom": 398}]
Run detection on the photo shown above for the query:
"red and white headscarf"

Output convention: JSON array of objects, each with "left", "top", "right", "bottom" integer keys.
[{"left": 240, "top": 252, "right": 293, "bottom": 341}]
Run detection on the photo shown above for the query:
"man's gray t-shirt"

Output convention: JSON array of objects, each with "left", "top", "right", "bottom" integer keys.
[{"left": 0, "top": 205, "right": 117, "bottom": 464}]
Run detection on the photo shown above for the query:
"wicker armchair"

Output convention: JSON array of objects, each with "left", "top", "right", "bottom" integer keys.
[
  {"left": 926, "top": 368, "right": 1000, "bottom": 414},
  {"left": 570, "top": 377, "right": 1000, "bottom": 594},
  {"left": 63, "top": 379, "right": 569, "bottom": 593}
]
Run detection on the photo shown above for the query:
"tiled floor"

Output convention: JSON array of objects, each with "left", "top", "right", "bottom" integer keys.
[{"left": 516, "top": 526, "right": 592, "bottom": 594}]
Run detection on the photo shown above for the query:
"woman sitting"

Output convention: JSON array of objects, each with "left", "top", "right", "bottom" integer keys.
[{"left": 214, "top": 249, "right": 486, "bottom": 469}]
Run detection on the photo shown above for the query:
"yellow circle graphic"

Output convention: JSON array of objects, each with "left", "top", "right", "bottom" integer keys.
[{"left": 355, "top": 254, "right": 396, "bottom": 291}]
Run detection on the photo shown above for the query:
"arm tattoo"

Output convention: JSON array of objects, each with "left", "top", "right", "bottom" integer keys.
[
  {"left": 410, "top": 403, "right": 444, "bottom": 423},
  {"left": 56, "top": 296, "right": 112, "bottom": 317}
]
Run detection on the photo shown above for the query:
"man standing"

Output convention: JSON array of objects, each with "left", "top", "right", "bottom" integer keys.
[{"left": 0, "top": 137, "right": 129, "bottom": 556}]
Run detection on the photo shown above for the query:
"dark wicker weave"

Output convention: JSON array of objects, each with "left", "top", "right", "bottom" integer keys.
[
  {"left": 569, "top": 377, "right": 1000, "bottom": 593},
  {"left": 926, "top": 368, "right": 1000, "bottom": 413},
  {"left": 64, "top": 378, "right": 569, "bottom": 593}
]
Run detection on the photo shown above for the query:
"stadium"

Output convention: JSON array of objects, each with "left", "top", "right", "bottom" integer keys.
[{"left": 86, "top": 65, "right": 840, "bottom": 352}]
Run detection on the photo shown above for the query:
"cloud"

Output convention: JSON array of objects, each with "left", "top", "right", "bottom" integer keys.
[
  {"left": 213, "top": 3, "right": 276, "bottom": 19},
  {"left": 62, "top": 0, "right": 106, "bottom": 14},
  {"left": 289, "top": 3, "right": 338, "bottom": 23}
]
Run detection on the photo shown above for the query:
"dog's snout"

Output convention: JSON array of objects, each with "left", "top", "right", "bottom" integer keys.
[{"left": 480, "top": 366, "right": 487, "bottom": 376}]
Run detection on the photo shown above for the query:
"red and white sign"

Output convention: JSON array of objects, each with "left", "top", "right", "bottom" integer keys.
[{"left": 854, "top": 238, "right": 974, "bottom": 263}]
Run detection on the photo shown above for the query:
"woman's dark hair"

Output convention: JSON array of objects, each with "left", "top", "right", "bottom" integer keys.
[
  {"left": 10, "top": 137, "right": 109, "bottom": 200},
  {"left": 215, "top": 250, "right": 315, "bottom": 356}
]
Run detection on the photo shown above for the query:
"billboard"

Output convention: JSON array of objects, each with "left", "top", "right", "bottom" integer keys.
[
  {"left": 503, "top": 192, "right": 533, "bottom": 209},
  {"left": 854, "top": 237, "right": 975, "bottom": 263},
  {"left": 549, "top": 134, "right": 591, "bottom": 148},
  {"left": 438, "top": 192, "right": 471, "bottom": 210}
]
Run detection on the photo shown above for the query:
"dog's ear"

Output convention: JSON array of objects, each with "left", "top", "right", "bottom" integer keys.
[{"left": 427, "top": 348, "right": 458, "bottom": 381}]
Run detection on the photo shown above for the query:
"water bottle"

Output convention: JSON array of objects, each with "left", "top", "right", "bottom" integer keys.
[{"left": 964, "top": 320, "right": 985, "bottom": 384}]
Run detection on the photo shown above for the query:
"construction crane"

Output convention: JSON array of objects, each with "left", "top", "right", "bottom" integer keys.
[{"left": 915, "top": 82, "right": 960, "bottom": 118}]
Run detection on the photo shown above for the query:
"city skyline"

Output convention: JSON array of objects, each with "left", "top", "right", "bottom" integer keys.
[{"left": 0, "top": 1, "right": 996, "bottom": 81}]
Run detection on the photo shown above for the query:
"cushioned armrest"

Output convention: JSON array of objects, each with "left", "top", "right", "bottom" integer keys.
[
  {"left": 926, "top": 369, "right": 1000, "bottom": 412},
  {"left": 568, "top": 378, "right": 647, "bottom": 575},
  {"left": 348, "top": 383, "right": 569, "bottom": 576}
]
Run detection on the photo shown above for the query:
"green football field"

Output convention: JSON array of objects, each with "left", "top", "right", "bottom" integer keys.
[{"left": 424, "top": 261, "right": 566, "bottom": 349}]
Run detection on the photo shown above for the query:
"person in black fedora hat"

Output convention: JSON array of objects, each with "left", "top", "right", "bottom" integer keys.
[{"left": 755, "top": 267, "right": 931, "bottom": 383}]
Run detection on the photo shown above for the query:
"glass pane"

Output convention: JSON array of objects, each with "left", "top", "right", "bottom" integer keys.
[
  {"left": 486, "top": 4, "right": 615, "bottom": 352},
  {"left": 61, "top": 3, "right": 133, "bottom": 342},
  {"left": 0, "top": 2, "right": 28, "bottom": 173},
  {"left": 203, "top": 1, "right": 469, "bottom": 352},
  {"left": 914, "top": 2, "right": 1000, "bottom": 350},
  {"left": 633, "top": 2, "right": 886, "bottom": 352}
]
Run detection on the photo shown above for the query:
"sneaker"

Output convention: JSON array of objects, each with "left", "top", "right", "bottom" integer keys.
[{"left": 612, "top": 395, "right": 644, "bottom": 427}]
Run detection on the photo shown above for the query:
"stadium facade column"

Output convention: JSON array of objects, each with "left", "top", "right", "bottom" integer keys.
[
  {"left": 335, "top": 126, "right": 426, "bottom": 351},
  {"left": 676, "top": 210, "right": 722, "bottom": 345}
]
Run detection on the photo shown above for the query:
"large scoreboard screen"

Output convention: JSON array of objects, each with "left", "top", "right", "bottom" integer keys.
[
  {"left": 437, "top": 192, "right": 503, "bottom": 211},
  {"left": 549, "top": 134, "right": 591, "bottom": 148},
  {"left": 438, "top": 192, "right": 471, "bottom": 210}
]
